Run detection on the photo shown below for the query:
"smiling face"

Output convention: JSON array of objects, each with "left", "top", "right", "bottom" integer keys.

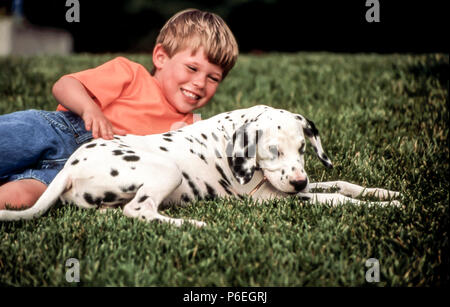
[{"left": 153, "top": 44, "right": 223, "bottom": 114}]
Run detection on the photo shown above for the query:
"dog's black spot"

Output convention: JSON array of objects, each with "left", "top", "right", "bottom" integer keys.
[
  {"left": 112, "top": 150, "right": 124, "bottom": 156},
  {"left": 218, "top": 179, "right": 233, "bottom": 195},
  {"left": 83, "top": 158, "right": 87, "bottom": 161},
  {"left": 138, "top": 195, "right": 149, "bottom": 203},
  {"left": 204, "top": 182, "right": 217, "bottom": 200},
  {"left": 181, "top": 193, "right": 191, "bottom": 203},
  {"left": 194, "top": 137, "right": 206, "bottom": 148},
  {"left": 201, "top": 133, "right": 208, "bottom": 140},
  {"left": 216, "top": 164, "right": 231, "bottom": 186},
  {"left": 131, "top": 166, "right": 136, "bottom": 170},
  {"left": 100, "top": 144, "right": 107, "bottom": 146},
  {"left": 234, "top": 156, "right": 245, "bottom": 165},
  {"left": 299, "top": 143, "right": 306, "bottom": 155},
  {"left": 211, "top": 132, "right": 218, "bottom": 142},
  {"left": 86, "top": 143, "right": 96, "bottom": 148},
  {"left": 214, "top": 149, "right": 222, "bottom": 159},
  {"left": 238, "top": 169, "right": 247, "bottom": 178},
  {"left": 71, "top": 159, "right": 79, "bottom": 165},
  {"left": 188, "top": 180, "right": 200, "bottom": 197},
  {"left": 185, "top": 137, "right": 193, "bottom": 143},
  {"left": 299, "top": 195, "right": 311, "bottom": 201},
  {"left": 159, "top": 147, "right": 168, "bottom": 152},
  {"left": 120, "top": 184, "right": 138, "bottom": 193},
  {"left": 110, "top": 169, "right": 119, "bottom": 177},
  {"left": 163, "top": 138, "right": 172, "bottom": 142},
  {"left": 162, "top": 133, "right": 172, "bottom": 137},
  {"left": 303, "top": 117, "right": 319, "bottom": 138},
  {"left": 182, "top": 173, "right": 199, "bottom": 197},
  {"left": 103, "top": 191, "right": 118, "bottom": 203},
  {"left": 278, "top": 126, "right": 281, "bottom": 129},
  {"left": 123, "top": 155, "right": 140, "bottom": 162},
  {"left": 83, "top": 193, "right": 94, "bottom": 205},
  {"left": 83, "top": 193, "right": 102, "bottom": 206},
  {"left": 282, "top": 169, "right": 285, "bottom": 175},
  {"left": 198, "top": 153, "right": 207, "bottom": 164},
  {"left": 126, "top": 150, "right": 135, "bottom": 154}
]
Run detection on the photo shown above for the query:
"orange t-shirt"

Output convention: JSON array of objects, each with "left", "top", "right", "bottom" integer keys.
[{"left": 56, "top": 57, "right": 194, "bottom": 135}]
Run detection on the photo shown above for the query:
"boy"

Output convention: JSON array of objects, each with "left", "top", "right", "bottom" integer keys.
[{"left": 0, "top": 9, "right": 238, "bottom": 210}]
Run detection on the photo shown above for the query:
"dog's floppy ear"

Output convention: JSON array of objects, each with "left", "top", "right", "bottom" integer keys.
[
  {"left": 226, "top": 122, "right": 262, "bottom": 184},
  {"left": 296, "top": 115, "right": 333, "bottom": 169}
]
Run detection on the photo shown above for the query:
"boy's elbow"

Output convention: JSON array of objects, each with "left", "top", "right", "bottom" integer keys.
[
  {"left": 52, "top": 76, "right": 69, "bottom": 98},
  {"left": 52, "top": 77, "right": 62, "bottom": 97}
]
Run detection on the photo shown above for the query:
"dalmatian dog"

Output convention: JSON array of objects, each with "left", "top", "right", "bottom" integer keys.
[{"left": 0, "top": 105, "right": 400, "bottom": 227}]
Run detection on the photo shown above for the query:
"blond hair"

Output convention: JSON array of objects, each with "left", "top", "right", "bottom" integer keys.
[{"left": 154, "top": 9, "right": 238, "bottom": 79}]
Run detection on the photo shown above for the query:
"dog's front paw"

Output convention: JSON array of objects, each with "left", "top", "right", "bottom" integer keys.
[
  {"left": 189, "top": 219, "right": 206, "bottom": 228},
  {"left": 377, "top": 199, "right": 402, "bottom": 208},
  {"left": 368, "top": 188, "right": 401, "bottom": 200}
]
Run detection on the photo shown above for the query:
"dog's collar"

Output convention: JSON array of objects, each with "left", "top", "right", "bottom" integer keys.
[{"left": 248, "top": 176, "right": 268, "bottom": 196}]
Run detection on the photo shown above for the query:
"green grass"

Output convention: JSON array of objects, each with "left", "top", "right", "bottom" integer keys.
[{"left": 0, "top": 53, "right": 448, "bottom": 286}]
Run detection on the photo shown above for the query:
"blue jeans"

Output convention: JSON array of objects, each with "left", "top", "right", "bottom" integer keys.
[{"left": 0, "top": 110, "right": 92, "bottom": 185}]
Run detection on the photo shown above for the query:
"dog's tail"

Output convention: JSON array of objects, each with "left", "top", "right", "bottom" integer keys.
[{"left": 0, "top": 170, "right": 71, "bottom": 221}]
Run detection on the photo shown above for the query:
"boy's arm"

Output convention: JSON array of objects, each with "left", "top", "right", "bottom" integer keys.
[{"left": 52, "top": 76, "right": 126, "bottom": 139}]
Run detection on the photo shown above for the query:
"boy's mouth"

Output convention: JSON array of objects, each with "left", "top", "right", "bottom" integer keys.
[{"left": 181, "top": 88, "right": 201, "bottom": 101}]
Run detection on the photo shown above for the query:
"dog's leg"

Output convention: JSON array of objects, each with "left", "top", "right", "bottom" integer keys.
[
  {"left": 122, "top": 167, "right": 205, "bottom": 227},
  {"left": 308, "top": 181, "right": 400, "bottom": 200},
  {"left": 297, "top": 192, "right": 401, "bottom": 207},
  {"left": 123, "top": 193, "right": 205, "bottom": 227}
]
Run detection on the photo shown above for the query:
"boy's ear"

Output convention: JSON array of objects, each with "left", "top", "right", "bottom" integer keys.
[{"left": 152, "top": 44, "right": 169, "bottom": 70}]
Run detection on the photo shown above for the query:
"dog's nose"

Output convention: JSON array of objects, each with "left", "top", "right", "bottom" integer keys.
[{"left": 289, "top": 179, "right": 308, "bottom": 192}]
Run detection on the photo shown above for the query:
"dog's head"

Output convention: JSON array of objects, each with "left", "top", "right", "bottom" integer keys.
[{"left": 226, "top": 108, "right": 332, "bottom": 194}]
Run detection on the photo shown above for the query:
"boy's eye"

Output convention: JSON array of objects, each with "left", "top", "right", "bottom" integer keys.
[
  {"left": 208, "top": 76, "right": 220, "bottom": 83},
  {"left": 187, "top": 65, "right": 197, "bottom": 72}
]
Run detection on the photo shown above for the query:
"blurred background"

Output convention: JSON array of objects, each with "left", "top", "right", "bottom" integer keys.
[{"left": 0, "top": 0, "right": 447, "bottom": 56}]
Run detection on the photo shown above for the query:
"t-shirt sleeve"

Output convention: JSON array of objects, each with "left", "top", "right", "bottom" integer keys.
[{"left": 66, "top": 57, "right": 134, "bottom": 109}]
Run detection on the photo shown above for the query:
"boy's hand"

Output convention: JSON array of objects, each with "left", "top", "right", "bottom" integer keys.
[{"left": 82, "top": 106, "right": 127, "bottom": 140}]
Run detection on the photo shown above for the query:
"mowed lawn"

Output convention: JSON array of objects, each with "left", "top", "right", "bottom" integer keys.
[{"left": 0, "top": 53, "right": 448, "bottom": 286}]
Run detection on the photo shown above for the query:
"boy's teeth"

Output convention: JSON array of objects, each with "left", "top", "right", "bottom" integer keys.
[{"left": 182, "top": 89, "right": 199, "bottom": 99}]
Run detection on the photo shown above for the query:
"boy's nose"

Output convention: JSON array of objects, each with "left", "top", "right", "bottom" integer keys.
[{"left": 192, "top": 75, "right": 206, "bottom": 89}]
